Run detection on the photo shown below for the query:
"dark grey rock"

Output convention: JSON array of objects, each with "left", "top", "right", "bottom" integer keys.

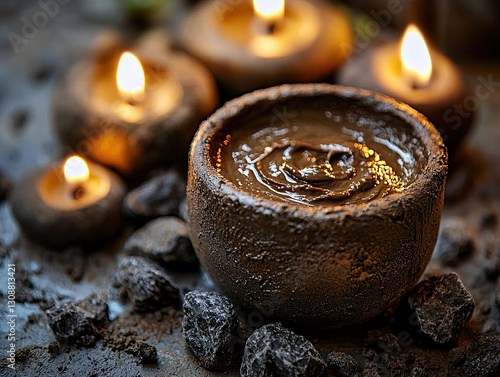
[
  {"left": 45, "top": 295, "right": 108, "bottom": 347},
  {"left": 461, "top": 335, "right": 500, "bottom": 376},
  {"left": 124, "top": 217, "right": 196, "bottom": 265},
  {"left": 182, "top": 291, "right": 242, "bottom": 371},
  {"left": 408, "top": 273, "right": 475, "bottom": 344},
  {"left": 118, "top": 256, "right": 179, "bottom": 312},
  {"left": 433, "top": 218, "right": 475, "bottom": 266},
  {"left": 240, "top": 322, "right": 327, "bottom": 377},
  {"left": 124, "top": 170, "right": 186, "bottom": 219},
  {"left": 326, "top": 351, "right": 359, "bottom": 377}
]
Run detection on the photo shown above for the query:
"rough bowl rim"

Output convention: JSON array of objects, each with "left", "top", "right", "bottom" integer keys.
[{"left": 190, "top": 84, "right": 448, "bottom": 220}]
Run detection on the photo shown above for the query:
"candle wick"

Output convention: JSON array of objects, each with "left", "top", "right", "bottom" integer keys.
[
  {"left": 405, "top": 75, "right": 427, "bottom": 91},
  {"left": 126, "top": 98, "right": 138, "bottom": 107},
  {"left": 266, "top": 22, "right": 277, "bottom": 35},
  {"left": 71, "top": 185, "right": 85, "bottom": 200},
  {"left": 252, "top": 18, "right": 278, "bottom": 36}
]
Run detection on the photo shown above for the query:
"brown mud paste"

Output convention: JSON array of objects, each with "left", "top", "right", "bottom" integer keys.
[{"left": 216, "top": 108, "right": 425, "bottom": 206}]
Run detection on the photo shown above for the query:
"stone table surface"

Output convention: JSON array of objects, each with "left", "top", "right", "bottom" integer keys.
[{"left": 0, "top": 1, "right": 500, "bottom": 376}]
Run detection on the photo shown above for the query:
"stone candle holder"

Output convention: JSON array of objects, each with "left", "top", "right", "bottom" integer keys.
[
  {"left": 53, "top": 32, "right": 218, "bottom": 177},
  {"left": 187, "top": 84, "right": 448, "bottom": 328},
  {"left": 337, "top": 43, "right": 473, "bottom": 155},
  {"left": 10, "top": 161, "right": 126, "bottom": 249},
  {"left": 179, "top": 0, "right": 353, "bottom": 96}
]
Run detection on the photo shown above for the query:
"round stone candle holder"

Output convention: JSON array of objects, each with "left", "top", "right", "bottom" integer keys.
[
  {"left": 188, "top": 84, "right": 448, "bottom": 328},
  {"left": 337, "top": 41, "right": 473, "bottom": 155},
  {"left": 53, "top": 33, "right": 218, "bottom": 177},
  {"left": 179, "top": 0, "right": 353, "bottom": 96},
  {"left": 10, "top": 159, "right": 126, "bottom": 249}
]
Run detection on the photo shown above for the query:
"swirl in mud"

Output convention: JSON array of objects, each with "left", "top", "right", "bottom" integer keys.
[
  {"left": 216, "top": 120, "right": 412, "bottom": 206},
  {"left": 248, "top": 141, "right": 403, "bottom": 204}
]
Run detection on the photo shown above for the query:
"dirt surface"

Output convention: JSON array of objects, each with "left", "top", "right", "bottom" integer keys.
[{"left": 0, "top": 1, "right": 500, "bottom": 376}]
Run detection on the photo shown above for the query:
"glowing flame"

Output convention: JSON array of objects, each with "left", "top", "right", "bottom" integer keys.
[
  {"left": 116, "top": 52, "right": 145, "bottom": 103},
  {"left": 401, "top": 25, "right": 432, "bottom": 88},
  {"left": 253, "top": 0, "right": 285, "bottom": 25},
  {"left": 64, "top": 156, "right": 89, "bottom": 185}
]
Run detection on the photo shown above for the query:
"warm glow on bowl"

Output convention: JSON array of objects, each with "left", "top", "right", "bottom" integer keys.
[
  {"left": 116, "top": 51, "right": 145, "bottom": 103},
  {"left": 253, "top": 0, "right": 285, "bottom": 24},
  {"left": 64, "top": 156, "right": 90, "bottom": 185},
  {"left": 401, "top": 25, "right": 432, "bottom": 88}
]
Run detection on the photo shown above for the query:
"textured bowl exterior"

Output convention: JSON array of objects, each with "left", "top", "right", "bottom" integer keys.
[{"left": 188, "top": 84, "right": 448, "bottom": 328}]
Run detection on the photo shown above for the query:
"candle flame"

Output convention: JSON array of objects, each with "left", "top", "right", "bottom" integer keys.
[
  {"left": 253, "top": 0, "right": 285, "bottom": 25},
  {"left": 401, "top": 25, "right": 432, "bottom": 88},
  {"left": 64, "top": 156, "right": 89, "bottom": 185},
  {"left": 116, "top": 52, "right": 145, "bottom": 103}
]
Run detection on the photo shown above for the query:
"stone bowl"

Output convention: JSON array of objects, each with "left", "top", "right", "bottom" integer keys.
[{"left": 187, "top": 84, "right": 448, "bottom": 328}]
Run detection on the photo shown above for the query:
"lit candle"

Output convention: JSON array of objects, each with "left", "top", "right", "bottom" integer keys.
[
  {"left": 116, "top": 52, "right": 145, "bottom": 104},
  {"left": 63, "top": 156, "right": 91, "bottom": 200},
  {"left": 180, "top": 0, "right": 353, "bottom": 96},
  {"left": 113, "top": 51, "right": 150, "bottom": 123},
  {"left": 53, "top": 31, "right": 218, "bottom": 177},
  {"left": 252, "top": 0, "right": 284, "bottom": 34},
  {"left": 400, "top": 25, "right": 432, "bottom": 89},
  {"left": 10, "top": 156, "right": 126, "bottom": 249},
  {"left": 338, "top": 24, "right": 473, "bottom": 156}
]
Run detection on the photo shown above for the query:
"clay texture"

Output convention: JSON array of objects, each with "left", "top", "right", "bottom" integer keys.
[{"left": 187, "top": 84, "right": 448, "bottom": 328}]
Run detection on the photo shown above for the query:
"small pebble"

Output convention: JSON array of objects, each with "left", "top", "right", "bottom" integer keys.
[
  {"left": 0, "top": 171, "right": 11, "bottom": 202},
  {"left": 408, "top": 273, "right": 475, "bottom": 344},
  {"left": 411, "top": 366, "right": 427, "bottom": 377},
  {"left": 133, "top": 341, "right": 158, "bottom": 364},
  {"left": 48, "top": 340, "right": 61, "bottom": 355},
  {"left": 240, "top": 322, "right": 328, "bottom": 377},
  {"left": 433, "top": 217, "right": 475, "bottom": 266},
  {"left": 124, "top": 170, "right": 186, "bottom": 219},
  {"left": 182, "top": 291, "right": 242, "bottom": 370},
  {"left": 495, "top": 279, "right": 500, "bottom": 312},
  {"left": 461, "top": 335, "right": 500, "bottom": 376},
  {"left": 377, "top": 333, "right": 401, "bottom": 356},
  {"left": 118, "top": 256, "right": 179, "bottom": 312},
  {"left": 479, "top": 211, "right": 497, "bottom": 230},
  {"left": 326, "top": 351, "right": 359, "bottom": 377},
  {"left": 124, "top": 217, "right": 196, "bottom": 266},
  {"left": 11, "top": 109, "right": 29, "bottom": 134},
  {"left": 361, "top": 363, "right": 381, "bottom": 377},
  {"left": 45, "top": 295, "right": 108, "bottom": 347}
]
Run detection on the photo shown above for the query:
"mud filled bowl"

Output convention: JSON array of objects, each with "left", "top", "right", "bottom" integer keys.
[{"left": 187, "top": 84, "right": 447, "bottom": 328}]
